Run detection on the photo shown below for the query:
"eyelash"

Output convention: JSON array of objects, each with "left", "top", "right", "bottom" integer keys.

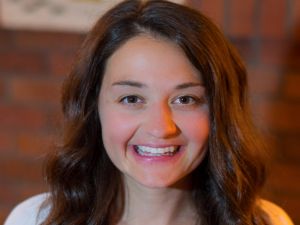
[
  {"left": 172, "top": 95, "right": 201, "bottom": 105},
  {"left": 119, "top": 95, "right": 144, "bottom": 105},
  {"left": 119, "top": 95, "right": 204, "bottom": 106}
]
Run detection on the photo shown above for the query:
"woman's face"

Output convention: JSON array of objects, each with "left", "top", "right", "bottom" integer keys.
[{"left": 98, "top": 35, "right": 209, "bottom": 188}]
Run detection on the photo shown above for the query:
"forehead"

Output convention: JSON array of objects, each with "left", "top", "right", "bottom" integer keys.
[{"left": 102, "top": 35, "right": 202, "bottom": 85}]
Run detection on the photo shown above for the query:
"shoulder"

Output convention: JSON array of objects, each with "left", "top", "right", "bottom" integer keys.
[
  {"left": 259, "top": 199, "right": 294, "bottom": 225},
  {"left": 4, "top": 193, "right": 51, "bottom": 225}
]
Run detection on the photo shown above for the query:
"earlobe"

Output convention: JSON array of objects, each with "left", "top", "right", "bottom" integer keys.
[{"left": 258, "top": 199, "right": 294, "bottom": 225}]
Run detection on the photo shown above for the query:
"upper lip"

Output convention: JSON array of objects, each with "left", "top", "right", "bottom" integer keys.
[{"left": 133, "top": 144, "right": 181, "bottom": 148}]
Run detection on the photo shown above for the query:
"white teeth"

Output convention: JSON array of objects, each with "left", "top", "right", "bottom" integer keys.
[{"left": 136, "top": 145, "right": 178, "bottom": 156}]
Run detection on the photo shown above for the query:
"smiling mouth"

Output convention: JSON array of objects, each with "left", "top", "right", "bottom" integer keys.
[{"left": 134, "top": 145, "right": 180, "bottom": 157}]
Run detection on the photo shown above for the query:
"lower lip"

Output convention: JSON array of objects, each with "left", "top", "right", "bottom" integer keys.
[{"left": 130, "top": 145, "right": 184, "bottom": 164}]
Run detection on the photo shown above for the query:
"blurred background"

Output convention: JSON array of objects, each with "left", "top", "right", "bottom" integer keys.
[{"left": 0, "top": 0, "right": 299, "bottom": 224}]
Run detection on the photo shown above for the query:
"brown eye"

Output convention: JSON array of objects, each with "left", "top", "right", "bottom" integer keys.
[
  {"left": 179, "top": 96, "right": 191, "bottom": 104},
  {"left": 120, "top": 95, "right": 143, "bottom": 104},
  {"left": 173, "top": 96, "right": 196, "bottom": 105}
]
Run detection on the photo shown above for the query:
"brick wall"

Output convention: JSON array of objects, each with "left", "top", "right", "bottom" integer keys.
[
  {"left": 0, "top": 0, "right": 299, "bottom": 224},
  {"left": 0, "top": 30, "right": 85, "bottom": 223}
]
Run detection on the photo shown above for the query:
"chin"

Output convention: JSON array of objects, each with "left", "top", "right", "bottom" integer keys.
[{"left": 130, "top": 173, "right": 192, "bottom": 189}]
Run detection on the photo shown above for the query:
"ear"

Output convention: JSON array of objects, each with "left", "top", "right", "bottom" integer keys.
[{"left": 259, "top": 199, "right": 294, "bottom": 225}]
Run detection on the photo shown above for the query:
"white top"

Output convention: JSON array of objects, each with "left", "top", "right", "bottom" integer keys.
[
  {"left": 4, "top": 194, "right": 294, "bottom": 225},
  {"left": 4, "top": 193, "right": 50, "bottom": 225}
]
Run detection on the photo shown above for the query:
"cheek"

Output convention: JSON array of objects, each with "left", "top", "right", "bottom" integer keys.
[
  {"left": 179, "top": 113, "right": 210, "bottom": 170},
  {"left": 180, "top": 113, "right": 210, "bottom": 143},
  {"left": 99, "top": 108, "right": 138, "bottom": 149}
]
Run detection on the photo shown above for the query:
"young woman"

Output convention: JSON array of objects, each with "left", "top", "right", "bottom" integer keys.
[{"left": 5, "top": 0, "right": 294, "bottom": 224}]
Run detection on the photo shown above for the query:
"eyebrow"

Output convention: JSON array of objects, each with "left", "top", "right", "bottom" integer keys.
[
  {"left": 175, "top": 82, "right": 204, "bottom": 89},
  {"left": 112, "top": 80, "right": 146, "bottom": 88},
  {"left": 112, "top": 80, "right": 203, "bottom": 89}
]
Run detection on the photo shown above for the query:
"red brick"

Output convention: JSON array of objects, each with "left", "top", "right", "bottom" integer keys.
[
  {"left": 288, "top": 21, "right": 300, "bottom": 41},
  {"left": 10, "top": 78, "right": 62, "bottom": 106},
  {"left": 0, "top": 29, "right": 14, "bottom": 50},
  {"left": 291, "top": 0, "right": 300, "bottom": 22},
  {"left": 0, "top": 207, "right": 11, "bottom": 225},
  {"left": 14, "top": 30, "right": 84, "bottom": 51},
  {"left": 0, "top": 104, "right": 47, "bottom": 130},
  {"left": 253, "top": 99, "right": 300, "bottom": 132},
  {"left": 48, "top": 51, "right": 76, "bottom": 77},
  {"left": 283, "top": 73, "right": 300, "bottom": 99},
  {"left": 187, "top": 0, "right": 225, "bottom": 28},
  {"left": 186, "top": 0, "right": 201, "bottom": 8},
  {"left": 0, "top": 158, "right": 44, "bottom": 182},
  {"left": 0, "top": 130, "right": 15, "bottom": 153},
  {"left": 258, "top": 133, "right": 279, "bottom": 160},
  {"left": 47, "top": 109, "right": 63, "bottom": 131},
  {"left": 231, "top": 39, "right": 256, "bottom": 63},
  {"left": 0, "top": 79, "right": 5, "bottom": 99},
  {"left": 19, "top": 183, "right": 48, "bottom": 201},
  {"left": 284, "top": 44, "right": 300, "bottom": 70},
  {"left": 260, "top": 0, "right": 287, "bottom": 38},
  {"left": 0, "top": 49, "right": 46, "bottom": 74},
  {"left": 268, "top": 163, "right": 300, "bottom": 194},
  {"left": 0, "top": 182, "right": 46, "bottom": 204},
  {"left": 260, "top": 40, "right": 288, "bottom": 66},
  {"left": 248, "top": 68, "right": 281, "bottom": 96},
  {"left": 0, "top": 182, "right": 22, "bottom": 205},
  {"left": 228, "top": 0, "right": 255, "bottom": 38},
  {"left": 17, "top": 132, "right": 54, "bottom": 156},
  {"left": 281, "top": 135, "right": 300, "bottom": 162},
  {"left": 284, "top": 27, "right": 300, "bottom": 69}
]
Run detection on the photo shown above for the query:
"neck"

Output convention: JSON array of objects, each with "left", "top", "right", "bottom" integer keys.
[{"left": 118, "top": 176, "right": 198, "bottom": 225}]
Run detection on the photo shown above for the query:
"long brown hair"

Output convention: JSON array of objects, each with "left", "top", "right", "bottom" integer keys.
[{"left": 43, "top": 0, "right": 267, "bottom": 224}]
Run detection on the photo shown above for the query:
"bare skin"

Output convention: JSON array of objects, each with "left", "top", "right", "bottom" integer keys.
[
  {"left": 117, "top": 175, "right": 198, "bottom": 225},
  {"left": 99, "top": 35, "right": 208, "bottom": 225}
]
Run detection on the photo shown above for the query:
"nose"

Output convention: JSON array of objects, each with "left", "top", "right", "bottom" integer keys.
[{"left": 143, "top": 103, "right": 178, "bottom": 139}]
